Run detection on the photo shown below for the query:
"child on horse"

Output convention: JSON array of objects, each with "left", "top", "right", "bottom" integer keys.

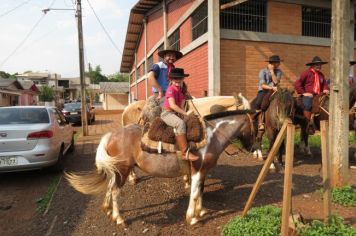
[
  {"left": 160, "top": 68, "right": 199, "bottom": 161},
  {"left": 255, "top": 55, "right": 283, "bottom": 131}
]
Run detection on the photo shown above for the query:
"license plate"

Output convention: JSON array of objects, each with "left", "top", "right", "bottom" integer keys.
[
  {"left": 0, "top": 157, "right": 18, "bottom": 166},
  {"left": 71, "top": 112, "right": 78, "bottom": 115}
]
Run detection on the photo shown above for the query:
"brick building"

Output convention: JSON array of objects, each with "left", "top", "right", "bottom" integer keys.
[{"left": 120, "top": 0, "right": 355, "bottom": 101}]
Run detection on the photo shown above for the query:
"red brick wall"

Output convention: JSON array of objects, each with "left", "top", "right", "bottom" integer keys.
[
  {"left": 268, "top": 1, "right": 301, "bottom": 35},
  {"left": 176, "top": 43, "right": 208, "bottom": 98},
  {"left": 147, "top": 10, "right": 163, "bottom": 52},
  {"left": 136, "top": 34, "right": 145, "bottom": 63},
  {"left": 167, "top": 0, "right": 194, "bottom": 31},
  {"left": 180, "top": 18, "right": 192, "bottom": 49},
  {"left": 137, "top": 80, "right": 146, "bottom": 101},
  {"left": 220, "top": 39, "right": 331, "bottom": 99}
]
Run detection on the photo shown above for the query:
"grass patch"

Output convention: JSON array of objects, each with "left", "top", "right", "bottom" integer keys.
[
  {"left": 73, "top": 130, "right": 81, "bottom": 143},
  {"left": 297, "top": 215, "right": 356, "bottom": 236},
  {"left": 331, "top": 185, "right": 356, "bottom": 207},
  {"left": 222, "top": 205, "right": 281, "bottom": 236},
  {"left": 36, "top": 174, "right": 61, "bottom": 213}
]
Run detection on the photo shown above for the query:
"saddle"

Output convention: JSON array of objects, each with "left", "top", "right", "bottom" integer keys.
[
  {"left": 295, "top": 94, "right": 327, "bottom": 115},
  {"left": 140, "top": 96, "right": 207, "bottom": 154}
]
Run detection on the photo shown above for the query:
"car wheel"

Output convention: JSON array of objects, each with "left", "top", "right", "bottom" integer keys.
[
  {"left": 68, "top": 135, "right": 75, "bottom": 153},
  {"left": 52, "top": 146, "right": 64, "bottom": 172}
]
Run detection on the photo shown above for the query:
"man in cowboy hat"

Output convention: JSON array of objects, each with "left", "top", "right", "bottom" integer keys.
[
  {"left": 147, "top": 46, "right": 183, "bottom": 99},
  {"left": 295, "top": 56, "right": 330, "bottom": 134},
  {"left": 255, "top": 55, "right": 283, "bottom": 131}
]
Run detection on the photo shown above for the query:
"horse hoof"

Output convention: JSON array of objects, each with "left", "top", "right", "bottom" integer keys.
[
  {"left": 190, "top": 217, "right": 199, "bottom": 225},
  {"left": 253, "top": 151, "right": 258, "bottom": 158},
  {"left": 199, "top": 209, "right": 207, "bottom": 217},
  {"left": 102, "top": 204, "right": 110, "bottom": 212},
  {"left": 107, "top": 210, "right": 112, "bottom": 217},
  {"left": 116, "top": 217, "right": 125, "bottom": 226},
  {"left": 184, "top": 183, "right": 191, "bottom": 189}
]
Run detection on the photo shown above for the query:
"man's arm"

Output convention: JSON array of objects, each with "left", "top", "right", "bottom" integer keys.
[
  {"left": 147, "top": 64, "right": 163, "bottom": 98},
  {"left": 259, "top": 69, "right": 277, "bottom": 91}
]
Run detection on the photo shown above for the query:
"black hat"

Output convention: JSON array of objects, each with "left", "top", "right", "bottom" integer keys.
[
  {"left": 169, "top": 68, "right": 189, "bottom": 79},
  {"left": 266, "top": 55, "right": 283, "bottom": 63},
  {"left": 350, "top": 61, "right": 356, "bottom": 66},
  {"left": 158, "top": 46, "right": 183, "bottom": 60},
  {"left": 306, "top": 56, "right": 328, "bottom": 66}
]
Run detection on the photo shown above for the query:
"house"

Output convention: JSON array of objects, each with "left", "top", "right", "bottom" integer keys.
[
  {"left": 18, "top": 80, "right": 39, "bottom": 105},
  {"left": 59, "top": 76, "right": 91, "bottom": 101},
  {"left": 120, "top": 0, "right": 355, "bottom": 101},
  {"left": 0, "top": 79, "right": 24, "bottom": 107},
  {"left": 99, "top": 82, "right": 129, "bottom": 110}
]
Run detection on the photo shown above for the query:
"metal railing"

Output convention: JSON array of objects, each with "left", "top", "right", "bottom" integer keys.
[{"left": 302, "top": 6, "right": 331, "bottom": 38}]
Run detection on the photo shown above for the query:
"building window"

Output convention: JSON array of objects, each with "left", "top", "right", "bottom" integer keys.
[
  {"left": 136, "top": 64, "right": 141, "bottom": 79},
  {"left": 192, "top": 1, "right": 208, "bottom": 40},
  {"left": 168, "top": 29, "right": 180, "bottom": 51},
  {"left": 147, "top": 55, "right": 153, "bottom": 70},
  {"left": 220, "top": 0, "right": 267, "bottom": 32},
  {"left": 302, "top": 6, "right": 331, "bottom": 38}
]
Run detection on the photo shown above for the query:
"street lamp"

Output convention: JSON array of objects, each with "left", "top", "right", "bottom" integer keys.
[{"left": 41, "top": 1, "right": 89, "bottom": 136}]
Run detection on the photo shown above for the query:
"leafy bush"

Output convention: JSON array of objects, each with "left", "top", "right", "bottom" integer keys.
[
  {"left": 297, "top": 215, "right": 356, "bottom": 236},
  {"left": 332, "top": 185, "right": 356, "bottom": 207},
  {"left": 39, "top": 85, "right": 55, "bottom": 102},
  {"left": 222, "top": 205, "right": 281, "bottom": 236}
]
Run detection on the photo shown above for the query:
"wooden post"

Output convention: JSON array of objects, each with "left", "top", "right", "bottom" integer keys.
[
  {"left": 321, "top": 120, "right": 331, "bottom": 222},
  {"left": 329, "top": 0, "right": 350, "bottom": 186},
  {"left": 281, "top": 124, "right": 295, "bottom": 236},
  {"left": 242, "top": 119, "right": 290, "bottom": 216}
]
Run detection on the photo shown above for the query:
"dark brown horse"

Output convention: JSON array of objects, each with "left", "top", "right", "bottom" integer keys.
[
  {"left": 65, "top": 110, "right": 255, "bottom": 226},
  {"left": 251, "top": 88, "right": 295, "bottom": 169}
]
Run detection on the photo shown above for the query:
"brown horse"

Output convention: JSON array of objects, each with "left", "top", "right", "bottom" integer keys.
[
  {"left": 66, "top": 110, "right": 255, "bottom": 226},
  {"left": 250, "top": 88, "right": 295, "bottom": 169}
]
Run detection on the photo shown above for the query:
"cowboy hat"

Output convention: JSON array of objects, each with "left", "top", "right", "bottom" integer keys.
[
  {"left": 350, "top": 61, "right": 356, "bottom": 66},
  {"left": 158, "top": 46, "right": 183, "bottom": 60},
  {"left": 306, "top": 56, "right": 328, "bottom": 66},
  {"left": 169, "top": 68, "right": 189, "bottom": 79},
  {"left": 265, "top": 55, "right": 283, "bottom": 63}
]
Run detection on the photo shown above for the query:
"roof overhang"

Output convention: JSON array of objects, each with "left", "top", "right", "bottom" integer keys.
[{"left": 120, "top": 0, "right": 162, "bottom": 73}]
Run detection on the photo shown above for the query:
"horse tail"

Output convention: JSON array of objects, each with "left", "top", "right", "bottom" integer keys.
[{"left": 65, "top": 132, "right": 122, "bottom": 195}]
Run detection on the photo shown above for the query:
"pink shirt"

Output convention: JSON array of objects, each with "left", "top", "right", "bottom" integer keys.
[{"left": 163, "top": 84, "right": 185, "bottom": 109}]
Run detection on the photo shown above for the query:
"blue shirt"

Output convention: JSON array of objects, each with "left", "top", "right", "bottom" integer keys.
[
  {"left": 150, "top": 61, "right": 172, "bottom": 93},
  {"left": 258, "top": 68, "right": 282, "bottom": 91}
]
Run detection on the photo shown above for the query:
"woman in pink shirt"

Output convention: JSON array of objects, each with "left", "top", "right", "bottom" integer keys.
[{"left": 161, "top": 68, "right": 199, "bottom": 161}]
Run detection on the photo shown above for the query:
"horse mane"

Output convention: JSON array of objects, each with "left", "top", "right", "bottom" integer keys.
[
  {"left": 204, "top": 109, "right": 255, "bottom": 121},
  {"left": 274, "top": 88, "right": 293, "bottom": 103}
]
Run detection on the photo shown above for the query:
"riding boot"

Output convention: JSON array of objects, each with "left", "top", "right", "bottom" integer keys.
[
  {"left": 258, "top": 112, "right": 265, "bottom": 131},
  {"left": 175, "top": 134, "right": 199, "bottom": 161},
  {"left": 303, "top": 111, "right": 315, "bottom": 135}
]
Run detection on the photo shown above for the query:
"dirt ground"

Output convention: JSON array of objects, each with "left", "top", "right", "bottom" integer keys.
[{"left": 1, "top": 114, "right": 355, "bottom": 236}]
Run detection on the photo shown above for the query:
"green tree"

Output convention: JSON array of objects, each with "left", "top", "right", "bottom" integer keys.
[
  {"left": 108, "top": 72, "right": 129, "bottom": 82},
  {"left": 86, "top": 63, "right": 108, "bottom": 84},
  {"left": 0, "top": 71, "right": 17, "bottom": 79},
  {"left": 39, "top": 86, "right": 55, "bottom": 102}
]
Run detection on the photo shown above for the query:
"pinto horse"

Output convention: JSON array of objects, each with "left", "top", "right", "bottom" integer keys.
[
  {"left": 250, "top": 88, "right": 295, "bottom": 168},
  {"left": 66, "top": 110, "right": 255, "bottom": 226}
]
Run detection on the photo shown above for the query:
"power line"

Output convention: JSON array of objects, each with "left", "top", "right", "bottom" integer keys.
[
  {"left": 0, "top": 0, "right": 33, "bottom": 18},
  {"left": 86, "top": 0, "right": 123, "bottom": 56},
  {"left": 0, "top": 0, "right": 58, "bottom": 69}
]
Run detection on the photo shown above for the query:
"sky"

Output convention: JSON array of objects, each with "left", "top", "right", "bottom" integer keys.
[{"left": 0, "top": 0, "right": 137, "bottom": 77}]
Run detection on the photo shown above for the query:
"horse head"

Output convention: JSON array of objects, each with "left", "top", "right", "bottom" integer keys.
[{"left": 267, "top": 88, "right": 294, "bottom": 130}]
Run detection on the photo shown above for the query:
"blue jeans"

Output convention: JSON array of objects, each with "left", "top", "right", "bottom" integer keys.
[{"left": 302, "top": 96, "right": 313, "bottom": 112}]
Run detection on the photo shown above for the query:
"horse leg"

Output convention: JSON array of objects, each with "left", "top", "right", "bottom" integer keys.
[
  {"left": 128, "top": 169, "right": 137, "bottom": 185},
  {"left": 186, "top": 171, "right": 202, "bottom": 225},
  {"left": 183, "top": 174, "right": 191, "bottom": 189},
  {"left": 253, "top": 130, "right": 264, "bottom": 161},
  {"left": 300, "top": 123, "right": 312, "bottom": 156},
  {"left": 186, "top": 169, "right": 206, "bottom": 225},
  {"left": 102, "top": 176, "right": 115, "bottom": 216},
  {"left": 111, "top": 174, "right": 127, "bottom": 227}
]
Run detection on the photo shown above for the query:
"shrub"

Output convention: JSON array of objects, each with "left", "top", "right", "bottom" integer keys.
[
  {"left": 297, "top": 215, "right": 356, "bottom": 236},
  {"left": 332, "top": 185, "right": 356, "bottom": 207},
  {"left": 39, "top": 85, "right": 55, "bottom": 102},
  {"left": 222, "top": 205, "right": 281, "bottom": 236}
]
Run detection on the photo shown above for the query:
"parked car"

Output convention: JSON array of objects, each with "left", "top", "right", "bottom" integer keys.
[
  {"left": 0, "top": 106, "right": 75, "bottom": 172},
  {"left": 62, "top": 102, "right": 95, "bottom": 125}
]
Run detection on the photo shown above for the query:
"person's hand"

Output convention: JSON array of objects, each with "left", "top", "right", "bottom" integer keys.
[
  {"left": 157, "top": 91, "right": 163, "bottom": 99},
  {"left": 323, "top": 90, "right": 329, "bottom": 95},
  {"left": 303, "top": 92, "right": 313, "bottom": 97},
  {"left": 267, "top": 63, "right": 274, "bottom": 72}
]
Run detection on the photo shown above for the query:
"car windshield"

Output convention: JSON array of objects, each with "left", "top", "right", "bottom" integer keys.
[
  {"left": 64, "top": 103, "right": 81, "bottom": 110},
  {"left": 0, "top": 108, "right": 49, "bottom": 124}
]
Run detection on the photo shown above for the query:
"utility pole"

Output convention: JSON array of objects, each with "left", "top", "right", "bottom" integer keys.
[
  {"left": 76, "top": 0, "right": 88, "bottom": 136},
  {"left": 329, "top": 0, "right": 350, "bottom": 186}
]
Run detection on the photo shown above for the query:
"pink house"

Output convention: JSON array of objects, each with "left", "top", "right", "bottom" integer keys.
[{"left": 18, "top": 80, "right": 39, "bottom": 106}]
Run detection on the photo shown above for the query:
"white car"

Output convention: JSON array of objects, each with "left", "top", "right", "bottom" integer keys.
[{"left": 0, "top": 106, "right": 75, "bottom": 172}]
